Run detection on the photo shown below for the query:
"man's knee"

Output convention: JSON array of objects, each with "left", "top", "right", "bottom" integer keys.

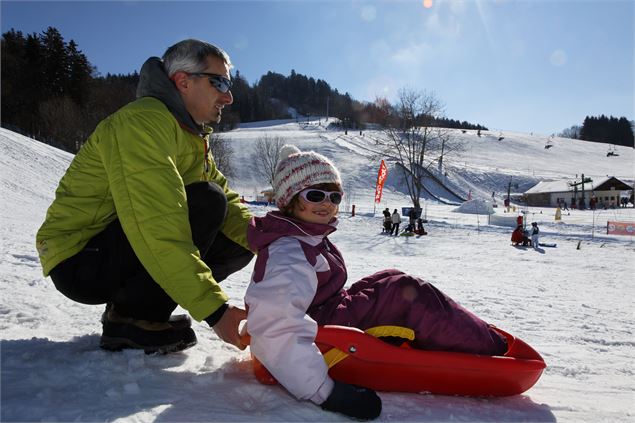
[
  {"left": 186, "top": 182, "right": 227, "bottom": 225},
  {"left": 203, "top": 233, "right": 254, "bottom": 282}
]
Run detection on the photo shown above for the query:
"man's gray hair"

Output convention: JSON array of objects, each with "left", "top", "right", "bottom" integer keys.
[{"left": 162, "top": 39, "right": 232, "bottom": 77}]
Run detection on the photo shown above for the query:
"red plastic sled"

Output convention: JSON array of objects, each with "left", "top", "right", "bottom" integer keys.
[{"left": 245, "top": 325, "right": 546, "bottom": 397}]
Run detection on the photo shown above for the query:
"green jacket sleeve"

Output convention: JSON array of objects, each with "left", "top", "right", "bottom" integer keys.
[{"left": 97, "top": 110, "right": 228, "bottom": 321}]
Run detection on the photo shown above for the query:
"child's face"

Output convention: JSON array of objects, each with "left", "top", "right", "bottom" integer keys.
[{"left": 291, "top": 187, "right": 341, "bottom": 225}]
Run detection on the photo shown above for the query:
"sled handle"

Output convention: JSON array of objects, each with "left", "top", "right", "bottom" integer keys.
[
  {"left": 240, "top": 324, "right": 416, "bottom": 369},
  {"left": 323, "top": 325, "right": 415, "bottom": 368}
]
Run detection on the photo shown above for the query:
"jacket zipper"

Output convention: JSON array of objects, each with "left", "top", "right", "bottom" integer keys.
[
  {"left": 203, "top": 138, "right": 210, "bottom": 174},
  {"left": 323, "top": 239, "right": 330, "bottom": 252}
]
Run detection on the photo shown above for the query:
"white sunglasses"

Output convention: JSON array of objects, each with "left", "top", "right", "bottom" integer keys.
[{"left": 298, "top": 189, "right": 343, "bottom": 205}]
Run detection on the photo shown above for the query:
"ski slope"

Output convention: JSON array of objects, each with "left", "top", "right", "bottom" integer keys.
[
  {"left": 227, "top": 120, "right": 633, "bottom": 208},
  {"left": 1, "top": 124, "right": 634, "bottom": 422}
]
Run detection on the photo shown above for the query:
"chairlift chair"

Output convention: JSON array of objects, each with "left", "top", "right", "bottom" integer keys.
[{"left": 544, "top": 136, "right": 554, "bottom": 149}]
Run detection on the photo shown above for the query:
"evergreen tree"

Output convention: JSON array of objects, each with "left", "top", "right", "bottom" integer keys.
[
  {"left": 2, "top": 26, "right": 492, "bottom": 151},
  {"left": 580, "top": 114, "right": 634, "bottom": 147},
  {"left": 66, "top": 40, "right": 93, "bottom": 106},
  {"left": 1, "top": 30, "right": 27, "bottom": 130},
  {"left": 41, "top": 27, "right": 68, "bottom": 99},
  {"left": 229, "top": 70, "right": 253, "bottom": 122}
]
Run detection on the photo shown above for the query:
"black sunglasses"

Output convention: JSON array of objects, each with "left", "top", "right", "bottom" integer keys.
[
  {"left": 188, "top": 72, "right": 233, "bottom": 93},
  {"left": 299, "top": 189, "right": 343, "bottom": 205}
]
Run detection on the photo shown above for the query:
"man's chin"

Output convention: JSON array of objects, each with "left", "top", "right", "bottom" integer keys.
[{"left": 202, "top": 114, "right": 221, "bottom": 125}]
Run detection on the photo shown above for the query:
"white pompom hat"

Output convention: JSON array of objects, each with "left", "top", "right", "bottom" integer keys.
[{"left": 273, "top": 144, "right": 342, "bottom": 208}]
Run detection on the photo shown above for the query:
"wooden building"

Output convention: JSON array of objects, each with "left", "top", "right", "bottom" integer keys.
[{"left": 523, "top": 176, "right": 633, "bottom": 208}]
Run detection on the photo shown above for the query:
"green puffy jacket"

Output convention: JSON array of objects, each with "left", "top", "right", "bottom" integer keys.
[{"left": 36, "top": 95, "right": 251, "bottom": 321}]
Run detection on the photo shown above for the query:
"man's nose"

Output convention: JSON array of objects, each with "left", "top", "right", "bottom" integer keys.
[{"left": 222, "top": 90, "right": 233, "bottom": 105}]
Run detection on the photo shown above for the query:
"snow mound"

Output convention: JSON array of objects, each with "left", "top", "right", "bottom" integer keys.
[{"left": 453, "top": 199, "right": 495, "bottom": 215}]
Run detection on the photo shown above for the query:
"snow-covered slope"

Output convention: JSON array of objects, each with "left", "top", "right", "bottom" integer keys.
[
  {"left": 226, "top": 121, "right": 633, "bottom": 209},
  {"left": 1, "top": 125, "right": 634, "bottom": 422}
]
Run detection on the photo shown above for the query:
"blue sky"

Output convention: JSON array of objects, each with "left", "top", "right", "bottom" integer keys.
[{"left": 2, "top": 0, "right": 633, "bottom": 136}]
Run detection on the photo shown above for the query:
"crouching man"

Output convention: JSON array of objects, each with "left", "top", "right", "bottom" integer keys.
[{"left": 36, "top": 39, "right": 253, "bottom": 354}]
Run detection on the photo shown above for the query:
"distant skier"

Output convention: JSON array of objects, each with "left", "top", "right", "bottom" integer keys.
[
  {"left": 382, "top": 208, "right": 391, "bottom": 233},
  {"left": 530, "top": 222, "right": 540, "bottom": 248},
  {"left": 415, "top": 218, "right": 428, "bottom": 235},
  {"left": 390, "top": 209, "right": 401, "bottom": 235},
  {"left": 406, "top": 208, "right": 417, "bottom": 233}
]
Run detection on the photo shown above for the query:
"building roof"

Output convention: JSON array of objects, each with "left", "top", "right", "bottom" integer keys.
[
  {"left": 525, "top": 180, "right": 571, "bottom": 194},
  {"left": 525, "top": 176, "right": 631, "bottom": 194}
]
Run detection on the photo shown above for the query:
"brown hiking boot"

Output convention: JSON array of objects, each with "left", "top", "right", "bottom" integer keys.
[
  {"left": 100, "top": 304, "right": 192, "bottom": 330},
  {"left": 100, "top": 306, "right": 197, "bottom": 354}
]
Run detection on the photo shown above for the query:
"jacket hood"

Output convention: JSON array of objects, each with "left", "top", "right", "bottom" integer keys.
[
  {"left": 247, "top": 211, "right": 338, "bottom": 252},
  {"left": 136, "top": 56, "right": 208, "bottom": 136}
]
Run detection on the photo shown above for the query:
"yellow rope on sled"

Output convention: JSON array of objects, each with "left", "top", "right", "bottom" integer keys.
[
  {"left": 366, "top": 325, "right": 415, "bottom": 341},
  {"left": 323, "top": 325, "right": 415, "bottom": 368}
]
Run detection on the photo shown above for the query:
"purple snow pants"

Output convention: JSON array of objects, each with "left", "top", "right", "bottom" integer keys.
[{"left": 311, "top": 269, "right": 507, "bottom": 356}]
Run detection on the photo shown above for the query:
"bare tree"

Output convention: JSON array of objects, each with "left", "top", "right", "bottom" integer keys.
[
  {"left": 250, "top": 134, "right": 286, "bottom": 186},
  {"left": 373, "top": 88, "right": 462, "bottom": 209},
  {"left": 558, "top": 125, "right": 581, "bottom": 139},
  {"left": 209, "top": 133, "right": 235, "bottom": 179}
]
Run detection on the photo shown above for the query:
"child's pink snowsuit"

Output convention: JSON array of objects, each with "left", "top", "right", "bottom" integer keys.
[{"left": 245, "top": 212, "right": 507, "bottom": 404}]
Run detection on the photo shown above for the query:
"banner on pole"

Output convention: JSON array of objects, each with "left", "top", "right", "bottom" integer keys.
[{"left": 374, "top": 160, "right": 388, "bottom": 204}]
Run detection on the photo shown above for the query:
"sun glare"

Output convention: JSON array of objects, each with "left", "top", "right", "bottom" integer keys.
[{"left": 423, "top": 0, "right": 433, "bottom": 9}]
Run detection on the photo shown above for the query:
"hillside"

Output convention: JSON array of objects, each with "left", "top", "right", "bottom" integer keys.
[
  {"left": 225, "top": 120, "right": 634, "bottom": 208},
  {"left": 1, "top": 125, "right": 634, "bottom": 423}
]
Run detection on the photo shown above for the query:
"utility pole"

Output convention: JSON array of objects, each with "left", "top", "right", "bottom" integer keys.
[
  {"left": 507, "top": 177, "right": 512, "bottom": 202},
  {"left": 505, "top": 176, "right": 512, "bottom": 211},
  {"left": 569, "top": 174, "right": 592, "bottom": 210},
  {"left": 581, "top": 173, "right": 586, "bottom": 210}
]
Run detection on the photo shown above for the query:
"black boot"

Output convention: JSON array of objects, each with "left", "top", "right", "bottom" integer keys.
[
  {"left": 100, "top": 304, "right": 192, "bottom": 330},
  {"left": 100, "top": 306, "right": 197, "bottom": 354}
]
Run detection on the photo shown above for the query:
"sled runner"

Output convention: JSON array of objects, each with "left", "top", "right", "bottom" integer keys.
[
  {"left": 243, "top": 325, "right": 546, "bottom": 397},
  {"left": 538, "top": 242, "right": 557, "bottom": 248}
]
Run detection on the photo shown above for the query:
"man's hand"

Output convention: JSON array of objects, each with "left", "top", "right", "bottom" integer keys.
[{"left": 212, "top": 305, "right": 247, "bottom": 350}]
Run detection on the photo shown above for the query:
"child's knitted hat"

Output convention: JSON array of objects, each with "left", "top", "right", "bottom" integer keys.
[{"left": 273, "top": 144, "right": 342, "bottom": 208}]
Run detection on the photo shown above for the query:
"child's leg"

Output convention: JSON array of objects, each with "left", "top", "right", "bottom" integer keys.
[{"left": 323, "top": 270, "right": 507, "bottom": 356}]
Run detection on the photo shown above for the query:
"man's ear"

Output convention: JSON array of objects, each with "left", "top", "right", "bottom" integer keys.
[{"left": 171, "top": 71, "right": 190, "bottom": 93}]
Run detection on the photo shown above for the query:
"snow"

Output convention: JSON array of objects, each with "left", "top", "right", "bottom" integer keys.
[
  {"left": 453, "top": 199, "right": 495, "bottom": 215},
  {"left": 1, "top": 123, "right": 634, "bottom": 422}
]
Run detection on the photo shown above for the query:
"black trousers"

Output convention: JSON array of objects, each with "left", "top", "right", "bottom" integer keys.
[{"left": 49, "top": 182, "right": 254, "bottom": 321}]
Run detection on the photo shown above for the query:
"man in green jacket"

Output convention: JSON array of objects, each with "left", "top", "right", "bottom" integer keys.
[{"left": 36, "top": 39, "right": 254, "bottom": 354}]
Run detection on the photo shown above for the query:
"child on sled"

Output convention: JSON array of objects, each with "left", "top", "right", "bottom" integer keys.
[{"left": 244, "top": 145, "right": 507, "bottom": 421}]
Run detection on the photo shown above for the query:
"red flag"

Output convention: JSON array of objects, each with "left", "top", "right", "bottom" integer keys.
[{"left": 374, "top": 160, "right": 388, "bottom": 203}]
